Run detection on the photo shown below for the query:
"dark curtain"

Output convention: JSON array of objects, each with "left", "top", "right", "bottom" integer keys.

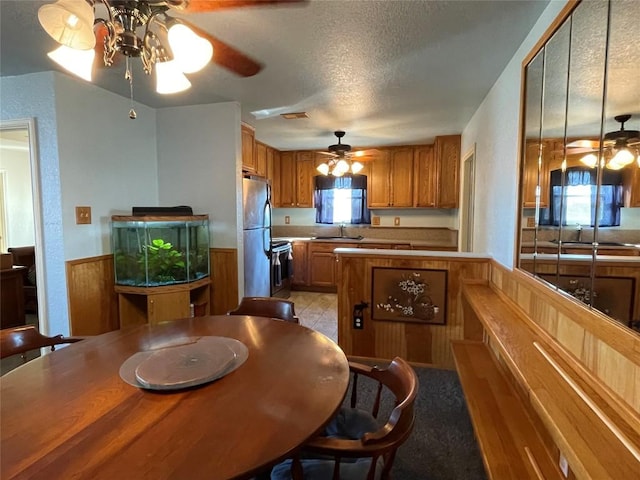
[
  {"left": 540, "top": 167, "right": 622, "bottom": 227},
  {"left": 314, "top": 174, "right": 371, "bottom": 224}
]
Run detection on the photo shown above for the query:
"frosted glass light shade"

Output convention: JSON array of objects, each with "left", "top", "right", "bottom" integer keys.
[
  {"left": 47, "top": 45, "right": 95, "bottom": 81},
  {"left": 38, "top": 0, "right": 95, "bottom": 50},
  {"left": 168, "top": 24, "right": 213, "bottom": 73},
  {"left": 608, "top": 148, "right": 634, "bottom": 169},
  {"left": 317, "top": 163, "right": 330, "bottom": 175},
  {"left": 579, "top": 153, "right": 598, "bottom": 168},
  {"left": 351, "top": 161, "right": 364, "bottom": 174},
  {"left": 156, "top": 60, "right": 192, "bottom": 94}
]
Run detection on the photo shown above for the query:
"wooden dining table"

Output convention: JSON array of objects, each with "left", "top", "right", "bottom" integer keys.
[{"left": 0, "top": 315, "right": 350, "bottom": 480}]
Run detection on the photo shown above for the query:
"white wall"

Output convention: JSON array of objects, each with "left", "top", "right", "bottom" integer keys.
[
  {"left": 461, "top": 0, "right": 566, "bottom": 268},
  {"left": 55, "top": 74, "right": 158, "bottom": 260},
  {"left": 156, "top": 102, "right": 242, "bottom": 248},
  {"left": 0, "top": 142, "right": 34, "bottom": 247}
]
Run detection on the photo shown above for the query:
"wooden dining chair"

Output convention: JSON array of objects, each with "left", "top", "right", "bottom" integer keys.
[
  {"left": 227, "top": 297, "right": 300, "bottom": 323},
  {"left": 0, "top": 325, "right": 82, "bottom": 363},
  {"left": 271, "top": 356, "right": 418, "bottom": 480}
]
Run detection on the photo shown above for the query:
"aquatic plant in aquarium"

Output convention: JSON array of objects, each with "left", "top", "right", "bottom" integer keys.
[{"left": 112, "top": 215, "right": 210, "bottom": 287}]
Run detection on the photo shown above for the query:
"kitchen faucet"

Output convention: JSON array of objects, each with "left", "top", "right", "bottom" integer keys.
[
  {"left": 339, "top": 223, "right": 346, "bottom": 238},
  {"left": 576, "top": 224, "right": 582, "bottom": 242}
]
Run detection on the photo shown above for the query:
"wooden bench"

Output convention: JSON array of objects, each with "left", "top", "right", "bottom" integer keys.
[
  {"left": 452, "top": 340, "right": 562, "bottom": 479},
  {"left": 455, "top": 281, "right": 640, "bottom": 480}
]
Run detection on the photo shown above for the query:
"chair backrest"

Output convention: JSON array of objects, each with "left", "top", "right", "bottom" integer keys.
[
  {"left": 299, "top": 356, "right": 418, "bottom": 480},
  {"left": 7, "top": 246, "right": 35, "bottom": 268},
  {"left": 0, "top": 325, "right": 82, "bottom": 361},
  {"left": 227, "top": 297, "right": 300, "bottom": 323}
]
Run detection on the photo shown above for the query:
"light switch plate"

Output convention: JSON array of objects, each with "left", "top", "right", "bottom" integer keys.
[
  {"left": 394, "top": 217, "right": 400, "bottom": 226},
  {"left": 285, "top": 215, "right": 290, "bottom": 224},
  {"left": 372, "top": 216, "right": 380, "bottom": 226},
  {"left": 76, "top": 206, "right": 91, "bottom": 225}
]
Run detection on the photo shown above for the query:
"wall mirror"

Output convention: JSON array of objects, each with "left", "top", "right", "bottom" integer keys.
[{"left": 518, "top": 0, "right": 640, "bottom": 333}]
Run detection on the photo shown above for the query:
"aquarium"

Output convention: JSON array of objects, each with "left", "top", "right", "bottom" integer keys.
[{"left": 112, "top": 215, "right": 210, "bottom": 287}]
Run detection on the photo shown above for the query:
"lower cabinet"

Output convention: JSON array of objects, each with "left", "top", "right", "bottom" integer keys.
[
  {"left": 116, "top": 278, "right": 210, "bottom": 327},
  {"left": 291, "top": 241, "right": 308, "bottom": 287}
]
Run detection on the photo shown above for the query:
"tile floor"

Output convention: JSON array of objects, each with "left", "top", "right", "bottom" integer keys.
[{"left": 288, "top": 291, "right": 338, "bottom": 343}]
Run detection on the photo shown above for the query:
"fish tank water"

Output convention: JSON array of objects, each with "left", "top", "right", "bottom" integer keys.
[{"left": 111, "top": 215, "right": 210, "bottom": 287}]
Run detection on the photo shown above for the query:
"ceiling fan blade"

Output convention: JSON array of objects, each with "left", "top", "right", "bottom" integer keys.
[
  {"left": 566, "top": 139, "right": 600, "bottom": 149},
  {"left": 182, "top": 22, "right": 262, "bottom": 77},
  {"left": 316, "top": 151, "right": 336, "bottom": 157},
  {"left": 177, "top": 0, "right": 306, "bottom": 13},
  {"left": 351, "top": 148, "right": 381, "bottom": 158}
]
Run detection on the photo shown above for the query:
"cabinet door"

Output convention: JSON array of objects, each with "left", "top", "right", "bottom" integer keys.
[
  {"left": 268, "top": 148, "right": 281, "bottom": 207},
  {"left": 624, "top": 166, "right": 640, "bottom": 207},
  {"left": 255, "top": 141, "right": 267, "bottom": 177},
  {"left": 435, "top": 135, "right": 461, "bottom": 208},
  {"left": 522, "top": 140, "right": 542, "bottom": 207},
  {"left": 390, "top": 147, "right": 414, "bottom": 207},
  {"left": 279, "top": 152, "right": 296, "bottom": 207},
  {"left": 368, "top": 150, "right": 391, "bottom": 207},
  {"left": 296, "top": 152, "right": 315, "bottom": 207},
  {"left": 147, "top": 291, "right": 190, "bottom": 325},
  {"left": 291, "top": 241, "right": 308, "bottom": 286},
  {"left": 308, "top": 243, "right": 336, "bottom": 287},
  {"left": 413, "top": 145, "right": 437, "bottom": 207},
  {"left": 241, "top": 124, "right": 256, "bottom": 173}
]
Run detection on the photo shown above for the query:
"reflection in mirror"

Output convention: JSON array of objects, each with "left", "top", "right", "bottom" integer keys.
[{"left": 519, "top": 0, "right": 640, "bottom": 334}]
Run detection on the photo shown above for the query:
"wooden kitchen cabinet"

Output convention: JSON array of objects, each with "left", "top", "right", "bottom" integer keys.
[
  {"left": 308, "top": 243, "right": 337, "bottom": 288},
  {"left": 291, "top": 241, "right": 308, "bottom": 286},
  {"left": 255, "top": 141, "right": 267, "bottom": 177},
  {"left": 267, "top": 147, "right": 281, "bottom": 206},
  {"left": 241, "top": 124, "right": 256, "bottom": 173},
  {"left": 623, "top": 165, "right": 640, "bottom": 207},
  {"left": 435, "top": 135, "right": 461, "bottom": 208},
  {"left": 413, "top": 145, "right": 437, "bottom": 207},
  {"left": 279, "top": 151, "right": 296, "bottom": 207},
  {"left": 367, "top": 148, "right": 414, "bottom": 208},
  {"left": 522, "top": 139, "right": 550, "bottom": 208},
  {"left": 295, "top": 152, "right": 315, "bottom": 207}
]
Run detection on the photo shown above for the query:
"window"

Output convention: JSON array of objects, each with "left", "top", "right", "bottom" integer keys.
[
  {"left": 314, "top": 174, "right": 370, "bottom": 224},
  {"left": 540, "top": 167, "right": 623, "bottom": 227}
]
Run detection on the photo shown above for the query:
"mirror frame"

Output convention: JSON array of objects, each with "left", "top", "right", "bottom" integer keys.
[{"left": 516, "top": 0, "right": 640, "bottom": 333}]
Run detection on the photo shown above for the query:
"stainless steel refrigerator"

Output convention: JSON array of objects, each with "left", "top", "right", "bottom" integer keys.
[{"left": 242, "top": 177, "right": 272, "bottom": 297}]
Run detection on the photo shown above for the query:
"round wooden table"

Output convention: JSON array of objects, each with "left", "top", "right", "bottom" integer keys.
[{"left": 1, "top": 316, "right": 350, "bottom": 480}]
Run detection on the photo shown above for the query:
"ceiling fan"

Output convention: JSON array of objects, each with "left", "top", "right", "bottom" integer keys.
[
  {"left": 316, "top": 131, "right": 379, "bottom": 176},
  {"left": 565, "top": 114, "right": 640, "bottom": 169},
  {"left": 37, "top": 0, "right": 305, "bottom": 116}
]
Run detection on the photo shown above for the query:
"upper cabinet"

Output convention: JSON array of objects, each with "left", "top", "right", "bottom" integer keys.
[
  {"left": 434, "top": 135, "right": 461, "bottom": 208},
  {"left": 255, "top": 141, "right": 268, "bottom": 178},
  {"left": 368, "top": 147, "right": 415, "bottom": 208},
  {"left": 274, "top": 151, "right": 315, "bottom": 208},
  {"left": 241, "top": 124, "right": 256, "bottom": 173},
  {"left": 413, "top": 145, "right": 437, "bottom": 207}
]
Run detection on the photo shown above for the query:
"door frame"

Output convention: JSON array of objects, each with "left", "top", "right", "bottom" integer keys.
[
  {"left": 0, "top": 118, "right": 46, "bottom": 332},
  {"left": 459, "top": 145, "right": 476, "bottom": 252}
]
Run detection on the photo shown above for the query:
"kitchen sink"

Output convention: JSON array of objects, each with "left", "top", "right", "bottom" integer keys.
[
  {"left": 312, "top": 235, "right": 364, "bottom": 241},
  {"left": 549, "top": 239, "right": 637, "bottom": 247}
]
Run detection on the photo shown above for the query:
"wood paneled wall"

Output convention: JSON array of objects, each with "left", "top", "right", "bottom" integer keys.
[
  {"left": 490, "top": 263, "right": 640, "bottom": 415},
  {"left": 336, "top": 253, "right": 490, "bottom": 368},
  {"left": 209, "top": 248, "right": 239, "bottom": 315},
  {"left": 66, "top": 255, "right": 118, "bottom": 335},
  {"left": 66, "top": 248, "right": 239, "bottom": 334}
]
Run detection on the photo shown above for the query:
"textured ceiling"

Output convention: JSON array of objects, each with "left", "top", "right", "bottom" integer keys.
[{"left": 0, "top": 0, "right": 550, "bottom": 151}]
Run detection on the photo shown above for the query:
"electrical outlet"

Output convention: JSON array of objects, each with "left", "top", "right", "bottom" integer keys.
[
  {"left": 559, "top": 453, "right": 569, "bottom": 477},
  {"left": 285, "top": 215, "right": 290, "bottom": 224},
  {"left": 353, "top": 314, "right": 363, "bottom": 329},
  {"left": 526, "top": 216, "right": 535, "bottom": 228},
  {"left": 394, "top": 217, "right": 400, "bottom": 226},
  {"left": 372, "top": 216, "right": 380, "bottom": 226},
  {"left": 75, "top": 206, "right": 91, "bottom": 225}
]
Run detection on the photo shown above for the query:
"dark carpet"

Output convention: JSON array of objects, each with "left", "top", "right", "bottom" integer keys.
[
  {"left": 397, "top": 367, "right": 487, "bottom": 479},
  {"left": 351, "top": 365, "right": 487, "bottom": 480}
]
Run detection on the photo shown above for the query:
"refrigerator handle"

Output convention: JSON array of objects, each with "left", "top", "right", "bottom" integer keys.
[{"left": 263, "top": 198, "right": 272, "bottom": 259}]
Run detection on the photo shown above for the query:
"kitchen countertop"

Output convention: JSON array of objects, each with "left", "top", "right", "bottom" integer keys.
[{"left": 333, "top": 248, "right": 490, "bottom": 259}]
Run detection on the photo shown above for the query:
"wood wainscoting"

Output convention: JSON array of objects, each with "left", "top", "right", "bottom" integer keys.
[
  {"left": 490, "top": 263, "right": 640, "bottom": 417},
  {"left": 336, "top": 252, "right": 491, "bottom": 368},
  {"left": 66, "top": 248, "right": 239, "bottom": 334},
  {"left": 66, "top": 255, "right": 119, "bottom": 335}
]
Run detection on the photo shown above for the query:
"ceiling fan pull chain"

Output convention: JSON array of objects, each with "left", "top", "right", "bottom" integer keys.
[{"left": 125, "top": 57, "right": 137, "bottom": 119}]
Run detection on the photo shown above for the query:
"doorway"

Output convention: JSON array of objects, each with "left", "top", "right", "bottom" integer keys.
[
  {"left": 0, "top": 119, "right": 43, "bottom": 331},
  {"left": 460, "top": 146, "right": 476, "bottom": 252}
]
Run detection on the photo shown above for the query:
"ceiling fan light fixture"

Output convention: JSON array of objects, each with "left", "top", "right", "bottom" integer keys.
[
  {"left": 316, "top": 163, "right": 330, "bottom": 175},
  {"left": 47, "top": 44, "right": 95, "bottom": 81},
  {"left": 167, "top": 23, "right": 213, "bottom": 73},
  {"left": 351, "top": 161, "right": 364, "bottom": 174},
  {"left": 155, "top": 60, "right": 192, "bottom": 94},
  {"left": 38, "top": 0, "right": 96, "bottom": 50},
  {"left": 607, "top": 148, "right": 635, "bottom": 169},
  {"left": 580, "top": 153, "right": 598, "bottom": 169}
]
